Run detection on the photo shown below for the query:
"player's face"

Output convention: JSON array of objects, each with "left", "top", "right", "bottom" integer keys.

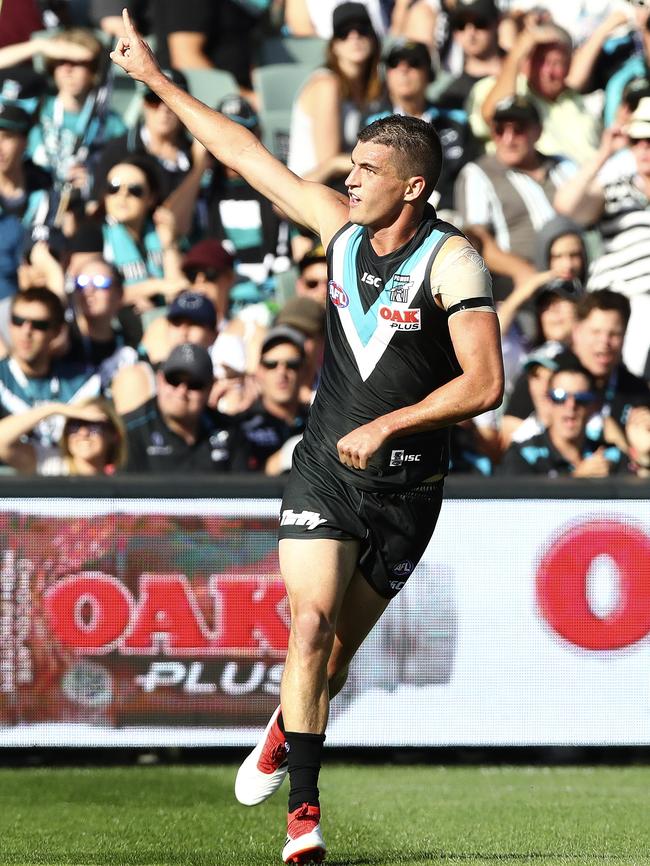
[
  {"left": 571, "top": 309, "right": 625, "bottom": 380},
  {"left": 346, "top": 141, "right": 411, "bottom": 227}
]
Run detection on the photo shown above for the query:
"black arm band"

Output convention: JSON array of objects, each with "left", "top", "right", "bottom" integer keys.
[{"left": 447, "top": 296, "right": 495, "bottom": 316}]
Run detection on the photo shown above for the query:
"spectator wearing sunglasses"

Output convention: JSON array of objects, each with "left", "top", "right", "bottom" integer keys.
[
  {"left": 284, "top": 0, "right": 387, "bottom": 38},
  {"left": 287, "top": 3, "right": 384, "bottom": 188},
  {"left": 455, "top": 95, "right": 576, "bottom": 302},
  {"left": 294, "top": 243, "right": 329, "bottom": 308},
  {"left": 123, "top": 342, "right": 234, "bottom": 474},
  {"left": 230, "top": 326, "right": 310, "bottom": 475},
  {"left": 498, "top": 363, "right": 625, "bottom": 476},
  {"left": 478, "top": 22, "right": 600, "bottom": 164},
  {"left": 98, "top": 155, "right": 185, "bottom": 312},
  {"left": 361, "top": 39, "right": 481, "bottom": 209},
  {"left": 0, "top": 287, "right": 100, "bottom": 447},
  {"left": 0, "top": 396, "right": 126, "bottom": 476}
]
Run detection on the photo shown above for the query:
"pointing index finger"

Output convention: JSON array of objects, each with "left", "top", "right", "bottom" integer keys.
[{"left": 122, "top": 7, "right": 137, "bottom": 37}]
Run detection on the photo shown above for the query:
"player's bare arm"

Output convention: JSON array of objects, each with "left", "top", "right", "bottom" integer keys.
[
  {"left": 110, "top": 9, "right": 348, "bottom": 246},
  {"left": 337, "top": 238, "right": 504, "bottom": 470}
]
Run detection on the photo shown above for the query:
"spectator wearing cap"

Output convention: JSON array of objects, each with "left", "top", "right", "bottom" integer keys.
[
  {"left": 95, "top": 69, "right": 194, "bottom": 201},
  {"left": 230, "top": 326, "right": 310, "bottom": 475},
  {"left": 501, "top": 341, "right": 565, "bottom": 447},
  {"left": 0, "top": 29, "right": 126, "bottom": 196},
  {"left": 554, "top": 98, "right": 650, "bottom": 376},
  {"left": 498, "top": 363, "right": 625, "bottom": 477},
  {"left": 455, "top": 95, "right": 577, "bottom": 302},
  {"left": 275, "top": 295, "right": 326, "bottom": 404},
  {"left": 284, "top": 0, "right": 387, "bottom": 39},
  {"left": 180, "top": 239, "right": 237, "bottom": 325},
  {"left": 432, "top": 0, "right": 504, "bottom": 115},
  {"left": 477, "top": 21, "right": 600, "bottom": 164},
  {"left": 123, "top": 342, "right": 234, "bottom": 474},
  {"left": 166, "top": 95, "right": 283, "bottom": 296},
  {"left": 361, "top": 39, "right": 481, "bottom": 210},
  {"left": 0, "top": 287, "right": 101, "bottom": 447},
  {"left": 112, "top": 290, "right": 219, "bottom": 415},
  {"left": 287, "top": 3, "right": 383, "bottom": 188},
  {"left": 295, "top": 243, "right": 328, "bottom": 308}
]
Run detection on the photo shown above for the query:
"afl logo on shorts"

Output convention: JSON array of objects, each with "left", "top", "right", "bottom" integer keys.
[
  {"left": 393, "top": 560, "right": 414, "bottom": 577},
  {"left": 329, "top": 281, "right": 349, "bottom": 308}
]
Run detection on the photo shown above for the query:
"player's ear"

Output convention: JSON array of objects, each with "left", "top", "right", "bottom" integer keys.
[{"left": 403, "top": 175, "right": 427, "bottom": 202}]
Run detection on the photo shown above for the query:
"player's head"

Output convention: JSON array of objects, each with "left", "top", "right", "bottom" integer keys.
[{"left": 348, "top": 115, "right": 442, "bottom": 225}]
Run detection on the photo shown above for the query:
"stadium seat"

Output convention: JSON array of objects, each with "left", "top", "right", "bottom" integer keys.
[
  {"left": 256, "top": 36, "right": 326, "bottom": 68},
  {"left": 181, "top": 68, "right": 240, "bottom": 110},
  {"left": 252, "top": 63, "right": 313, "bottom": 162},
  {"left": 109, "top": 75, "right": 139, "bottom": 119},
  {"left": 274, "top": 266, "right": 299, "bottom": 305}
]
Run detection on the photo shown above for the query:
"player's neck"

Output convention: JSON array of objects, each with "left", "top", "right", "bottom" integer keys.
[{"left": 367, "top": 208, "right": 422, "bottom": 257}]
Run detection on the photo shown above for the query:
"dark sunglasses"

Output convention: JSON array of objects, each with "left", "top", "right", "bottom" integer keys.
[
  {"left": 106, "top": 180, "right": 147, "bottom": 198},
  {"left": 75, "top": 273, "right": 113, "bottom": 291},
  {"left": 164, "top": 372, "right": 207, "bottom": 391},
  {"left": 66, "top": 419, "right": 113, "bottom": 435},
  {"left": 11, "top": 313, "right": 52, "bottom": 332},
  {"left": 183, "top": 265, "right": 222, "bottom": 283},
  {"left": 303, "top": 277, "right": 328, "bottom": 289},
  {"left": 334, "top": 21, "right": 373, "bottom": 39},
  {"left": 260, "top": 358, "right": 302, "bottom": 371},
  {"left": 493, "top": 120, "right": 529, "bottom": 137},
  {"left": 548, "top": 388, "right": 595, "bottom": 407},
  {"left": 386, "top": 56, "right": 426, "bottom": 70},
  {"left": 455, "top": 16, "right": 491, "bottom": 30}
]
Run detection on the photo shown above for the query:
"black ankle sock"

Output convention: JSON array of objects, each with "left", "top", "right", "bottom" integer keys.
[
  {"left": 285, "top": 730, "right": 325, "bottom": 812},
  {"left": 277, "top": 711, "right": 285, "bottom": 734}
]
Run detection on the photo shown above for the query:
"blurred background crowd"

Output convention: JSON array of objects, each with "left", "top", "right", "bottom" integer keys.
[{"left": 0, "top": 0, "right": 648, "bottom": 480}]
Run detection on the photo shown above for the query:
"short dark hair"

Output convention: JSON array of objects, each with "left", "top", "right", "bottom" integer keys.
[
  {"left": 103, "top": 154, "right": 162, "bottom": 207},
  {"left": 12, "top": 287, "right": 65, "bottom": 330},
  {"left": 550, "top": 360, "right": 596, "bottom": 393},
  {"left": 357, "top": 115, "right": 443, "bottom": 196},
  {"left": 575, "top": 289, "right": 630, "bottom": 329}
]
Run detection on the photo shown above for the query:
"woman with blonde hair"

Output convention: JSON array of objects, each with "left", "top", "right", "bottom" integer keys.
[
  {"left": 287, "top": 2, "right": 383, "bottom": 187},
  {"left": 0, "top": 397, "right": 127, "bottom": 476}
]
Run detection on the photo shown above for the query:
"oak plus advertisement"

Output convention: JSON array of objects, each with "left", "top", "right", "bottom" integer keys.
[{"left": 0, "top": 498, "right": 649, "bottom": 747}]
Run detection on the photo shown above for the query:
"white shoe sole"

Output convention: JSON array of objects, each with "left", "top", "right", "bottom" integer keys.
[
  {"left": 282, "top": 825, "right": 326, "bottom": 864},
  {"left": 235, "top": 706, "right": 288, "bottom": 806}
]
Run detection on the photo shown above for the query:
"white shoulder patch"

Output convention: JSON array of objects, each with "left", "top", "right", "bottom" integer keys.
[{"left": 431, "top": 244, "right": 495, "bottom": 315}]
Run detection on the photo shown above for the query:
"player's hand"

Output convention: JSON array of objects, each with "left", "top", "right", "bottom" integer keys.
[
  {"left": 337, "top": 420, "right": 387, "bottom": 470},
  {"left": 110, "top": 8, "right": 161, "bottom": 86}
]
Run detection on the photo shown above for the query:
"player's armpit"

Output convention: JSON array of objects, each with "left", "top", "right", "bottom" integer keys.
[{"left": 430, "top": 239, "right": 495, "bottom": 316}]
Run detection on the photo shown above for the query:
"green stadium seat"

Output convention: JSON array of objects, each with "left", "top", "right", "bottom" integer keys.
[
  {"left": 109, "top": 75, "right": 139, "bottom": 120},
  {"left": 181, "top": 68, "right": 240, "bottom": 109},
  {"left": 252, "top": 63, "right": 313, "bottom": 162},
  {"left": 274, "top": 266, "right": 299, "bottom": 305},
  {"left": 256, "top": 36, "right": 326, "bottom": 68}
]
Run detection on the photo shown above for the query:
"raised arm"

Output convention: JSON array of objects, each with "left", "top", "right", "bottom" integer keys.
[{"left": 111, "top": 9, "right": 348, "bottom": 246}]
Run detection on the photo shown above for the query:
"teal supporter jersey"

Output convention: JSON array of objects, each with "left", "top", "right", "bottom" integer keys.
[
  {"left": 295, "top": 206, "right": 464, "bottom": 492},
  {"left": 102, "top": 219, "right": 164, "bottom": 286}
]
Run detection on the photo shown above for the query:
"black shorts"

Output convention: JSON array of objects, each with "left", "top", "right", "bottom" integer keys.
[{"left": 279, "top": 458, "right": 444, "bottom": 599}]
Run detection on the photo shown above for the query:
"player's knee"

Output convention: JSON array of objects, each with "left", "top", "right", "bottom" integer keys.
[{"left": 290, "top": 607, "right": 335, "bottom": 658}]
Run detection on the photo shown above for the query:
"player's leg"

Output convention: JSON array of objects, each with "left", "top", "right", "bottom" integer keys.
[{"left": 279, "top": 536, "right": 358, "bottom": 865}]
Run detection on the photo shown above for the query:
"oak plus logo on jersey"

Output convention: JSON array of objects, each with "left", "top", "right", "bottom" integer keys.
[
  {"left": 389, "top": 450, "right": 422, "bottom": 466},
  {"left": 280, "top": 509, "right": 327, "bottom": 531},
  {"left": 379, "top": 307, "right": 421, "bottom": 331},
  {"left": 328, "top": 280, "right": 349, "bottom": 308},
  {"left": 361, "top": 271, "right": 382, "bottom": 289}
]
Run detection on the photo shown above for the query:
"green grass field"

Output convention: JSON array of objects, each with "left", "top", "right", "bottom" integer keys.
[{"left": 0, "top": 763, "right": 648, "bottom": 866}]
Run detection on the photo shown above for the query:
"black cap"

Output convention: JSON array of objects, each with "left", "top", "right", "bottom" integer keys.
[
  {"left": 167, "top": 291, "right": 217, "bottom": 329},
  {"left": 492, "top": 95, "right": 540, "bottom": 126},
  {"left": 536, "top": 277, "right": 584, "bottom": 304},
  {"left": 217, "top": 94, "right": 259, "bottom": 129},
  {"left": 0, "top": 101, "right": 32, "bottom": 134},
  {"left": 385, "top": 40, "right": 433, "bottom": 80},
  {"left": 297, "top": 242, "right": 327, "bottom": 273},
  {"left": 332, "top": 2, "right": 374, "bottom": 38},
  {"left": 161, "top": 343, "right": 214, "bottom": 387},
  {"left": 261, "top": 325, "right": 306, "bottom": 356},
  {"left": 451, "top": 0, "right": 499, "bottom": 26}
]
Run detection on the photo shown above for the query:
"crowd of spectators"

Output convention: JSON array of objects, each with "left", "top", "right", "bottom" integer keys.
[{"left": 0, "top": 0, "right": 648, "bottom": 479}]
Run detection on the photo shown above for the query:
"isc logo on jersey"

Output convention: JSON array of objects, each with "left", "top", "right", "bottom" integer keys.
[
  {"left": 379, "top": 306, "right": 421, "bottom": 331},
  {"left": 328, "top": 280, "right": 349, "bottom": 308}
]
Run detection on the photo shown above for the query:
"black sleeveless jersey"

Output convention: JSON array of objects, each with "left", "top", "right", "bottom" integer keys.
[{"left": 294, "top": 206, "right": 465, "bottom": 491}]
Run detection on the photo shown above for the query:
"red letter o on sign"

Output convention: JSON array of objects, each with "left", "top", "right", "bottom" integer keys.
[
  {"left": 44, "top": 575, "right": 131, "bottom": 652},
  {"left": 536, "top": 520, "right": 650, "bottom": 650}
]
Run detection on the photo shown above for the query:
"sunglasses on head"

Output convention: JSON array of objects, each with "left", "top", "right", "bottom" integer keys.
[
  {"left": 386, "top": 55, "right": 426, "bottom": 70},
  {"left": 260, "top": 358, "right": 302, "bottom": 371},
  {"left": 106, "top": 180, "right": 147, "bottom": 199},
  {"left": 183, "top": 265, "right": 222, "bottom": 283},
  {"left": 66, "top": 419, "right": 112, "bottom": 435},
  {"left": 11, "top": 313, "right": 52, "bottom": 332},
  {"left": 455, "top": 16, "right": 491, "bottom": 30},
  {"left": 334, "top": 21, "right": 373, "bottom": 39},
  {"left": 493, "top": 120, "right": 529, "bottom": 137},
  {"left": 548, "top": 388, "right": 595, "bottom": 406},
  {"left": 164, "top": 372, "right": 207, "bottom": 391},
  {"left": 75, "top": 273, "right": 113, "bottom": 291}
]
